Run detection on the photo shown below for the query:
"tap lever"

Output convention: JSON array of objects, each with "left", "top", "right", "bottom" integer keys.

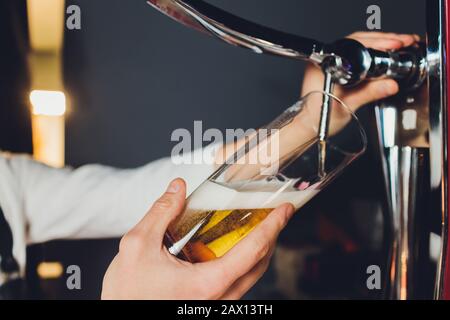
[
  {"left": 147, "top": 0, "right": 427, "bottom": 91},
  {"left": 147, "top": 0, "right": 324, "bottom": 60}
]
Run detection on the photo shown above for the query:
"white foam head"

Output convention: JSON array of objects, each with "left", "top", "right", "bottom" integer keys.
[{"left": 187, "top": 180, "right": 319, "bottom": 210}]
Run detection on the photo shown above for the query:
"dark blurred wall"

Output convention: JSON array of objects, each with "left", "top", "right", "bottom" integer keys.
[{"left": 0, "top": 1, "right": 31, "bottom": 153}]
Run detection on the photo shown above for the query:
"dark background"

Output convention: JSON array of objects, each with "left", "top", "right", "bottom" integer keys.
[{"left": 1, "top": 0, "right": 427, "bottom": 299}]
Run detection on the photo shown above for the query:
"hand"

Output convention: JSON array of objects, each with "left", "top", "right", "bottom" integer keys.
[
  {"left": 215, "top": 32, "right": 420, "bottom": 169},
  {"left": 101, "top": 178, "right": 295, "bottom": 300},
  {"left": 301, "top": 32, "right": 420, "bottom": 111}
]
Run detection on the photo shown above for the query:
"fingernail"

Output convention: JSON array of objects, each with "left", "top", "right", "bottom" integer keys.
[{"left": 166, "top": 180, "right": 180, "bottom": 194}]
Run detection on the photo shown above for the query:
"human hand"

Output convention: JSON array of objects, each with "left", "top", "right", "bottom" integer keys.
[
  {"left": 301, "top": 32, "right": 420, "bottom": 111},
  {"left": 101, "top": 178, "right": 295, "bottom": 300}
]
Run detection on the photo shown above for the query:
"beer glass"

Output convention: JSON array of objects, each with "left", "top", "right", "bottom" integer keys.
[{"left": 165, "top": 91, "right": 367, "bottom": 262}]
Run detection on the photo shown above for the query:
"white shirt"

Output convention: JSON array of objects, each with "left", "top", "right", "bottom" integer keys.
[{"left": 0, "top": 147, "right": 217, "bottom": 275}]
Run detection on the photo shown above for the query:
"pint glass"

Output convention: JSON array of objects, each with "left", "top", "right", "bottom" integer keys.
[{"left": 165, "top": 91, "right": 367, "bottom": 262}]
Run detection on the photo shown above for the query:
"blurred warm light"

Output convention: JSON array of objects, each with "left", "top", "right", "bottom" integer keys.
[
  {"left": 31, "top": 114, "right": 65, "bottom": 168},
  {"left": 30, "top": 90, "right": 66, "bottom": 116},
  {"left": 27, "top": 0, "right": 67, "bottom": 168},
  {"left": 30, "top": 90, "right": 66, "bottom": 168},
  {"left": 27, "top": 0, "right": 66, "bottom": 52},
  {"left": 37, "top": 262, "right": 64, "bottom": 279}
]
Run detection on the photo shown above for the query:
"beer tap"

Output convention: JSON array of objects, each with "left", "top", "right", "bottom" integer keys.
[
  {"left": 146, "top": 0, "right": 426, "bottom": 175},
  {"left": 147, "top": 0, "right": 433, "bottom": 300},
  {"left": 146, "top": 0, "right": 426, "bottom": 90}
]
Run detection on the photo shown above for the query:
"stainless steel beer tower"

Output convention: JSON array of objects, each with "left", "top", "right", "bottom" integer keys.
[
  {"left": 147, "top": 0, "right": 449, "bottom": 299},
  {"left": 375, "top": 92, "right": 430, "bottom": 299}
]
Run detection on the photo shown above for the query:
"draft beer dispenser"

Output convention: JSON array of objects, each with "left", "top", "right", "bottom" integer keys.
[{"left": 147, "top": 0, "right": 450, "bottom": 300}]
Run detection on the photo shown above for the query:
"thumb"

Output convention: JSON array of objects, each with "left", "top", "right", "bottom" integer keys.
[
  {"left": 342, "top": 79, "right": 399, "bottom": 111},
  {"left": 134, "top": 178, "right": 187, "bottom": 242}
]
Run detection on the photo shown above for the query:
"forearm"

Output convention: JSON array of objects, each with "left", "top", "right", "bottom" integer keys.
[{"left": 0, "top": 148, "right": 216, "bottom": 246}]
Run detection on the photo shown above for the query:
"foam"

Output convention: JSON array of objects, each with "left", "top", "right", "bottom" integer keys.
[{"left": 187, "top": 180, "right": 319, "bottom": 210}]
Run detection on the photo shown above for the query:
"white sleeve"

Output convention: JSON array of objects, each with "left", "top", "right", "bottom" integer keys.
[{"left": 0, "top": 146, "right": 217, "bottom": 268}]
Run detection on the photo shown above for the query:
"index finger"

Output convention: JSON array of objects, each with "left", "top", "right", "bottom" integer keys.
[
  {"left": 352, "top": 37, "right": 404, "bottom": 51},
  {"left": 349, "top": 31, "right": 419, "bottom": 43}
]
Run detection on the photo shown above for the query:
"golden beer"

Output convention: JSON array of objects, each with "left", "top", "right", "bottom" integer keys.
[
  {"left": 166, "top": 208, "right": 273, "bottom": 262},
  {"left": 164, "top": 179, "right": 318, "bottom": 263}
]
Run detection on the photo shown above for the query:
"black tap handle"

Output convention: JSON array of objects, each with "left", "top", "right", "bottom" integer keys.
[{"left": 148, "top": 1, "right": 426, "bottom": 90}]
